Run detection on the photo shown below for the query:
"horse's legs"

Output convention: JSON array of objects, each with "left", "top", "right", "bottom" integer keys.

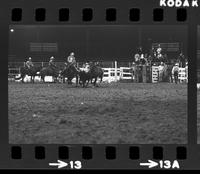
[
  {"left": 75, "top": 75, "right": 79, "bottom": 87},
  {"left": 67, "top": 78, "right": 72, "bottom": 85},
  {"left": 41, "top": 76, "right": 45, "bottom": 83},
  {"left": 22, "top": 75, "right": 25, "bottom": 83},
  {"left": 86, "top": 79, "right": 89, "bottom": 87},
  {"left": 100, "top": 75, "right": 103, "bottom": 83},
  {"left": 93, "top": 78, "right": 97, "bottom": 86},
  {"left": 53, "top": 77, "right": 56, "bottom": 83},
  {"left": 90, "top": 78, "right": 93, "bottom": 84},
  {"left": 31, "top": 76, "right": 35, "bottom": 83}
]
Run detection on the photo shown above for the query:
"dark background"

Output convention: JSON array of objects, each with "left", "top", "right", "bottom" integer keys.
[
  {"left": 8, "top": 25, "right": 187, "bottom": 62},
  {"left": 198, "top": 26, "right": 200, "bottom": 69}
]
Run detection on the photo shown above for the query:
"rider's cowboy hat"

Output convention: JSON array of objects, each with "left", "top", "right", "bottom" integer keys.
[
  {"left": 175, "top": 63, "right": 179, "bottom": 66},
  {"left": 50, "top": 56, "right": 54, "bottom": 60},
  {"left": 160, "top": 62, "right": 164, "bottom": 65},
  {"left": 70, "top": 52, "right": 74, "bottom": 56},
  {"left": 28, "top": 57, "right": 32, "bottom": 60}
]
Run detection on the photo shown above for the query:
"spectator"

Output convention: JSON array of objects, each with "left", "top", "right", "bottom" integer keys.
[
  {"left": 158, "top": 62, "right": 165, "bottom": 82},
  {"left": 172, "top": 63, "right": 179, "bottom": 84},
  {"left": 134, "top": 54, "right": 140, "bottom": 65},
  {"left": 157, "top": 44, "right": 162, "bottom": 55},
  {"left": 178, "top": 53, "right": 186, "bottom": 68},
  {"left": 137, "top": 46, "right": 143, "bottom": 56},
  {"left": 25, "top": 57, "right": 34, "bottom": 70},
  {"left": 140, "top": 54, "right": 146, "bottom": 65}
]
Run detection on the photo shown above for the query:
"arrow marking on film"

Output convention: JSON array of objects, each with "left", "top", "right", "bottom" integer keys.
[
  {"left": 49, "top": 160, "right": 68, "bottom": 169},
  {"left": 140, "top": 160, "right": 158, "bottom": 168}
]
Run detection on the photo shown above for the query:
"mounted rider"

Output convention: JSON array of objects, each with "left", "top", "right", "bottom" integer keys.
[
  {"left": 83, "top": 62, "right": 90, "bottom": 73},
  {"left": 67, "top": 52, "right": 76, "bottom": 66},
  {"left": 65, "top": 52, "right": 79, "bottom": 71},
  {"left": 49, "top": 56, "right": 57, "bottom": 70},
  {"left": 25, "top": 57, "right": 34, "bottom": 70}
]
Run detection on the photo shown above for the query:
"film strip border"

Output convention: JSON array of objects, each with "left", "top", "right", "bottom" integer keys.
[
  {"left": 1, "top": 0, "right": 200, "bottom": 170},
  {"left": 1, "top": 144, "right": 200, "bottom": 169},
  {"left": 11, "top": 146, "right": 187, "bottom": 160},
  {"left": 5, "top": 0, "right": 200, "bottom": 25},
  {"left": 5, "top": 145, "right": 189, "bottom": 169},
  {"left": 10, "top": 7, "right": 188, "bottom": 22}
]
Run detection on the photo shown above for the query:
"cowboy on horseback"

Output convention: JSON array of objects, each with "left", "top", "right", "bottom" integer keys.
[
  {"left": 66, "top": 52, "right": 76, "bottom": 65},
  {"left": 49, "top": 56, "right": 57, "bottom": 70},
  {"left": 82, "top": 62, "right": 90, "bottom": 73},
  {"left": 25, "top": 57, "right": 34, "bottom": 70},
  {"left": 64, "top": 52, "right": 79, "bottom": 71}
]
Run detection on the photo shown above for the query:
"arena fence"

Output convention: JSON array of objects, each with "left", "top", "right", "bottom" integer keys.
[{"left": 8, "top": 61, "right": 188, "bottom": 83}]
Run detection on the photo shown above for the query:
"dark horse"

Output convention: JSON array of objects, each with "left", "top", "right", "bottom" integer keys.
[
  {"left": 39, "top": 66, "right": 60, "bottom": 83},
  {"left": 60, "top": 65, "right": 79, "bottom": 86},
  {"left": 88, "top": 63, "right": 104, "bottom": 87},
  {"left": 15, "top": 66, "right": 42, "bottom": 83},
  {"left": 79, "top": 70, "right": 91, "bottom": 87}
]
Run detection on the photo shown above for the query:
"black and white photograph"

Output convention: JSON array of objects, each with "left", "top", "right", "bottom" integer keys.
[{"left": 8, "top": 25, "right": 188, "bottom": 144}]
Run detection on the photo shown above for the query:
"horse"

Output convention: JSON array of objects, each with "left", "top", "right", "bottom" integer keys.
[
  {"left": 60, "top": 65, "right": 79, "bottom": 86},
  {"left": 88, "top": 63, "right": 104, "bottom": 87},
  {"left": 79, "top": 70, "right": 91, "bottom": 87},
  {"left": 39, "top": 66, "right": 60, "bottom": 83},
  {"left": 15, "top": 66, "right": 42, "bottom": 83}
]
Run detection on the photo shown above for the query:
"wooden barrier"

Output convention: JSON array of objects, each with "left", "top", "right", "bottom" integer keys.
[
  {"left": 119, "top": 67, "right": 132, "bottom": 80},
  {"left": 103, "top": 68, "right": 120, "bottom": 83},
  {"left": 178, "top": 68, "right": 187, "bottom": 83},
  {"left": 142, "top": 65, "right": 151, "bottom": 83},
  {"left": 151, "top": 66, "right": 159, "bottom": 83}
]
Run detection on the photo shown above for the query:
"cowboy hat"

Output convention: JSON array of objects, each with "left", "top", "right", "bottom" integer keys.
[{"left": 70, "top": 52, "right": 74, "bottom": 56}]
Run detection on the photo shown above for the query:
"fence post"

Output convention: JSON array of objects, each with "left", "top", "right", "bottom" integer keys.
[
  {"left": 115, "top": 61, "right": 118, "bottom": 81},
  {"left": 42, "top": 62, "right": 44, "bottom": 67}
]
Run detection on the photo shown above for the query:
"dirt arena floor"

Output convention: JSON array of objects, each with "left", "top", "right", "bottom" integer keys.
[{"left": 9, "top": 82, "right": 187, "bottom": 144}]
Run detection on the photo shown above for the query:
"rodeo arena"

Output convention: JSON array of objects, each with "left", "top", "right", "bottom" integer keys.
[
  {"left": 8, "top": 24, "right": 188, "bottom": 144},
  {"left": 8, "top": 45, "right": 188, "bottom": 85}
]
